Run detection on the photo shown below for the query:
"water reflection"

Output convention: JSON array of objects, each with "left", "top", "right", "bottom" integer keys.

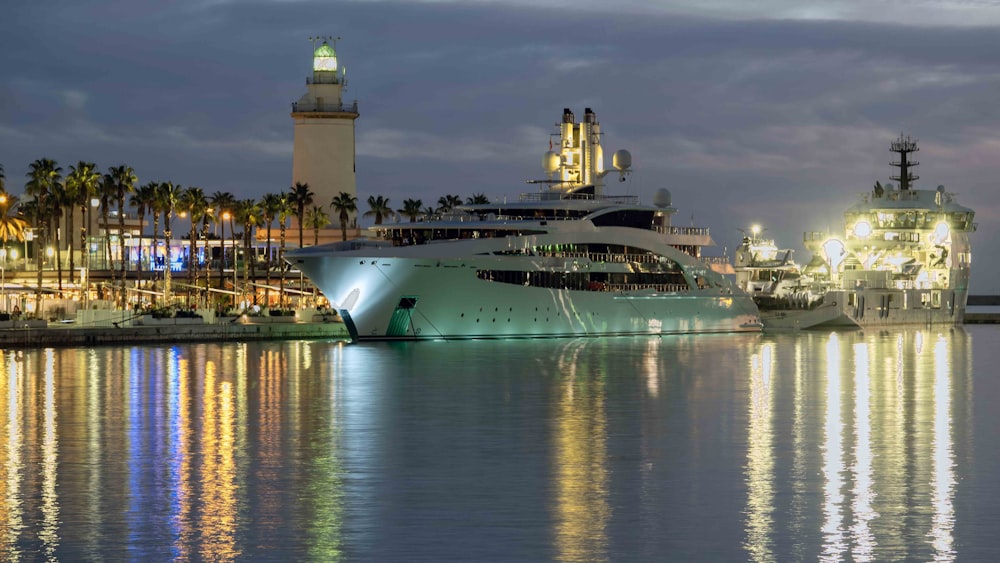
[
  {"left": 744, "top": 343, "right": 774, "bottom": 562},
  {"left": 743, "top": 329, "right": 970, "bottom": 561},
  {"left": 553, "top": 340, "right": 610, "bottom": 562},
  {"left": 0, "top": 329, "right": 981, "bottom": 560},
  {"left": 930, "top": 335, "right": 955, "bottom": 561},
  {"left": 0, "top": 342, "right": 348, "bottom": 560},
  {"left": 821, "top": 333, "right": 847, "bottom": 561},
  {"left": 851, "top": 341, "right": 876, "bottom": 562},
  {"left": 1, "top": 353, "right": 24, "bottom": 559}
]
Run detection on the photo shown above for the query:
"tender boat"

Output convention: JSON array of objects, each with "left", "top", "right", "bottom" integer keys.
[
  {"left": 288, "top": 108, "right": 761, "bottom": 340},
  {"left": 737, "top": 134, "right": 976, "bottom": 329}
]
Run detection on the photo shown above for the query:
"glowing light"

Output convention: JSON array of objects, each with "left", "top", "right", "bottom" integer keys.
[
  {"left": 854, "top": 220, "right": 872, "bottom": 238},
  {"left": 751, "top": 224, "right": 761, "bottom": 236},
  {"left": 822, "top": 239, "right": 847, "bottom": 270},
  {"left": 313, "top": 41, "right": 338, "bottom": 72},
  {"left": 932, "top": 222, "right": 950, "bottom": 245}
]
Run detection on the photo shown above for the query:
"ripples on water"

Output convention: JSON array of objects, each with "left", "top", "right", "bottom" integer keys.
[{"left": 0, "top": 327, "right": 998, "bottom": 561}]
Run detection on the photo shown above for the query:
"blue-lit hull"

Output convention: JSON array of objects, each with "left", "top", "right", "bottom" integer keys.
[{"left": 289, "top": 231, "right": 761, "bottom": 341}]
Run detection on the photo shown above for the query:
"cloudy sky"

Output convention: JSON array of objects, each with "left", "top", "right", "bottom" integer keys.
[{"left": 3, "top": 0, "right": 999, "bottom": 291}]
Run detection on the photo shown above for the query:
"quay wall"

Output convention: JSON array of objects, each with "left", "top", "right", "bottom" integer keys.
[{"left": 0, "top": 321, "right": 349, "bottom": 349}]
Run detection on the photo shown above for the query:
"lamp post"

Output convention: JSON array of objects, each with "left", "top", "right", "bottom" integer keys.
[
  {"left": 0, "top": 247, "right": 6, "bottom": 313},
  {"left": 0, "top": 194, "right": 6, "bottom": 312},
  {"left": 24, "top": 228, "right": 32, "bottom": 271},
  {"left": 222, "top": 211, "right": 231, "bottom": 301}
]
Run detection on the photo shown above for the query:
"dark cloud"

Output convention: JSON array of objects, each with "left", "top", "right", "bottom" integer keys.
[{"left": 2, "top": 0, "right": 999, "bottom": 290}]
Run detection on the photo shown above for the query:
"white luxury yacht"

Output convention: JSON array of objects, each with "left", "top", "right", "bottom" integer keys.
[
  {"left": 288, "top": 108, "right": 761, "bottom": 340},
  {"left": 736, "top": 134, "right": 976, "bottom": 329}
]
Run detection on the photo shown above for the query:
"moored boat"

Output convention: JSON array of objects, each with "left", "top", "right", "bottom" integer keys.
[
  {"left": 288, "top": 108, "right": 761, "bottom": 340},
  {"left": 738, "top": 134, "right": 976, "bottom": 329}
]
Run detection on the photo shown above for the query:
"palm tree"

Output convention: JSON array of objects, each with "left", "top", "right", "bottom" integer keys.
[
  {"left": 436, "top": 194, "right": 462, "bottom": 213},
  {"left": 235, "top": 198, "right": 261, "bottom": 305},
  {"left": 130, "top": 182, "right": 157, "bottom": 286},
  {"left": 0, "top": 193, "right": 28, "bottom": 311},
  {"left": 260, "top": 193, "right": 283, "bottom": 306},
  {"left": 305, "top": 205, "right": 330, "bottom": 246},
  {"left": 364, "top": 195, "right": 394, "bottom": 225},
  {"left": 97, "top": 171, "right": 116, "bottom": 277},
  {"left": 158, "top": 182, "right": 180, "bottom": 305},
  {"left": 199, "top": 203, "right": 215, "bottom": 299},
  {"left": 108, "top": 164, "right": 137, "bottom": 295},
  {"left": 421, "top": 205, "right": 437, "bottom": 221},
  {"left": 289, "top": 182, "right": 314, "bottom": 250},
  {"left": 466, "top": 193, "right": 490, "bottom": 205},
  {"left": 276, "top": 195, "right": 294, "bottom": 308},
  {"left": 65, "top": 161, "right": 99, "bottom": 283},
  {"left": 0, "top": 194, "right": 28, "bottom": 243},
  {"left": 25, "top": 159, "right": 62, "bottom": 304},
  {"left": 49, "top": 179, "right": 70, "bottom": 294},
  {"left": 148, "top": 182, "right": 165, "bottom": 292},
  {"left": 399, "top": 198, "right": 423, "bottom": 222},
  {"left": 211, "top": 191, "right": 236, "bottom": 293},
  {"left": 330, "top": 192, "right": 357, "bottom": 242},
  {"left": 179, "top": 187, "right": 209, "bottom": 301}
]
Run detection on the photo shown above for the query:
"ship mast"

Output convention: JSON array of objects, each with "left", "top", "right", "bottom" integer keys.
[{"left": 889, "top": 134, "right": 919, "bottom": 191}]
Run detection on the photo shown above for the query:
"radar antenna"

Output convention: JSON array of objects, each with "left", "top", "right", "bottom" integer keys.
[{"left": 889, "top": 133, "right": 919, "bottom": 190}]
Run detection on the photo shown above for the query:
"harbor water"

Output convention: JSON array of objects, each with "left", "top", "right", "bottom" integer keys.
[{"left": 1, "top": 326, "right": 999, "bottom": 561}]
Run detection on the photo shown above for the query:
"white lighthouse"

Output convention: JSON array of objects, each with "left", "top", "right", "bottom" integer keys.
[{"left": 291, "top": 38, "right": 359, "bottom": 224}]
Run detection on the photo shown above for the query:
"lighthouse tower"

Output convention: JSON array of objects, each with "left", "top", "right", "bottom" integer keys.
[{"left": 291, "top": 39, "right": 359, "bottom": 223}]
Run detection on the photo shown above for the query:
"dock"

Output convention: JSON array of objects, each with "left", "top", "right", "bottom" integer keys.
[
  {"left": 964, "top": 295, "right": 1000, "bottom": 324},
  {"left": 0, "top": 319, "right": 350, "bottom": 349}
]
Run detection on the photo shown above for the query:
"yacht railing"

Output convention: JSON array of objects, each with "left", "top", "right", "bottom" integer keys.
[
  {"left": 607, "top": 283, "right": 689, "bottom": 293},
  {"left": 654, "top": 225, "right": 711, "bottom": 237},
  {"left": 517, "top": 192, "right": 639, "bottom": 204},
  {"left": 701, "top": 256, "right": 731, "bottom": 265}
]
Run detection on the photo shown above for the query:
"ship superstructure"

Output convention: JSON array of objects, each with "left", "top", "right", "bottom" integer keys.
[{"left": 288, "top": 108, "right": 761, "bottom": 340}]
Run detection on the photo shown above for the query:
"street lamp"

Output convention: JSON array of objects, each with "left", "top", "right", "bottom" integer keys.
[
  {"left": 222, "top": 211, "right": 231, "bottom": 300},
  {"left": 0, "top": 247, "right": 6, "bottom": 313}
]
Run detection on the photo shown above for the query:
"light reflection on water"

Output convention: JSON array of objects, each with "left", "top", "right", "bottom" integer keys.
[{"left": 0, "top": 328, "right": 994, "bottom": 560}]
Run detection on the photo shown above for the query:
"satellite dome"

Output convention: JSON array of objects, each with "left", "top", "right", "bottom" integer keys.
[
  {"left": 612, "top": 149, "right": 632, "bottom": 172},
  {"left": 543, "top": 151, "right": 561, "bottom": 175},
  {"left": 652, "top": 188, "right": 672, "bottom": 208}
]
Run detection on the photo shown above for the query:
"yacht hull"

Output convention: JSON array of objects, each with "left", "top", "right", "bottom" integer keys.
[
  {"left": 760, "top": 287, "right": 968, "bottom": 330},
  {"left": 296, "top": 255, "right": 761, "bottom": 340}
]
